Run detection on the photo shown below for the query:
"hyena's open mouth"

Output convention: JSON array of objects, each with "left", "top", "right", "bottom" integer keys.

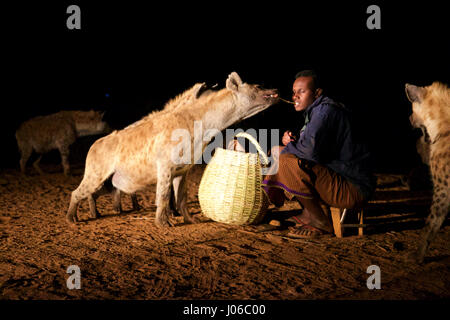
[
  {"left": 263, "top": 92, "right": 278, "bottom": 99},
  {"left": 263, "top": 91, "right": 279, "bottom": 100}
]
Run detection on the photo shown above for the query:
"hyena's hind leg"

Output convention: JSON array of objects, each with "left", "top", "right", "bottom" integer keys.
[
  {"left": 169, "top": 184, "right": 180, "bottom": 217},
  {"left": 89, "top": 182, "right": 115, "bottom": 219},
  {"left": 107, "top": 172, "right": 141, "bottom": 213},
  {"left": 88, "top": 194, "right": 100, "bottom": 219},
  {"left": 67, "top": 174, "right": 108, "bottom": 223},
  {"left": 32, "top": 155, "right": 44, "bottom": 175},
  {"left": 112, "top": 189, "right": 141, "bottom": 213},
  {"left": 87, "top": 177, "right": 140, "bottom": 218},
  {"left": 409, "top": 181, "right": 450, "bottom": 263},
  {"left": 131, "top": 193, "right": 141, "bottom": 211},
  {"left": 112, "top": 188, "right": 122, "bottom": 213},
  {"left": 172, "top": 173, "right": 198, "bottom": 224},
  {"left": 57, "top": 144, "right": 71, "bottom": 176},
  {"left": 17, "top": 143, "right": 32, "bottom": 175}
]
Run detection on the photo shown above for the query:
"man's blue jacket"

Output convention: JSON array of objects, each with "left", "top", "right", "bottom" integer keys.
[{"left": 282, "top": 95, "right": 376, "bottom": 199}]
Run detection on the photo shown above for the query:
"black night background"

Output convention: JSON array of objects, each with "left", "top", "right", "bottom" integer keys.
[{"left": 2, "top": 1, "right": 448, "bottom": 173}]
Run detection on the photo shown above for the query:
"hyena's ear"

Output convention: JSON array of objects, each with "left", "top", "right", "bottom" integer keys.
[
  {"left": 192, "top": 82, "right": 207, "bottom": 99},
  {"left": 226, "top": 72, "right": 243, "bottom": 92},
  {"left": 405, "top": 83, "right": 425, "bottom": 103},
  {"left": 100, "top": 111, "right": 106, "bottom": 119}
]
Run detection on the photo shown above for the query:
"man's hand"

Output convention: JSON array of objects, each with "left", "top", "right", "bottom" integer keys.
[{"left": 282, "top": 131, "right": 296, "bottom": 146}]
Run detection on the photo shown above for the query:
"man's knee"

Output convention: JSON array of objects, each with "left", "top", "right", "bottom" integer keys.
[{"left": 264, "top": 146, "right": 287, "bottom": 175}]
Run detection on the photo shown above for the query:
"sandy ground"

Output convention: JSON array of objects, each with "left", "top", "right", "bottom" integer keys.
[{"left": 0, "top": 163, "right": 449, "bottom": 300}]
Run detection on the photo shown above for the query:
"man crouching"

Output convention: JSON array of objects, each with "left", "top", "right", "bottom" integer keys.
[{"left": 263, "top": 70, "right": 376, "bottom": 237}]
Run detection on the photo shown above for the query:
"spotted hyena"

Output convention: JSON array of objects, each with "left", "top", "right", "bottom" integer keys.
[
  {"left": 16, "top": 110, "right": 110, "bottom": 175},
  {"left": 405, "top": 82, "right": 450, "bottom": 263},
  {"left": 66, "top": 72, "right": 279, "bottom": 226}
]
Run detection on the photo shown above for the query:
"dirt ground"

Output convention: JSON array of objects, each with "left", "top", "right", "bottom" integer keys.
[{"left": 0, "top": 163, "right": 449, "bottom": 300}]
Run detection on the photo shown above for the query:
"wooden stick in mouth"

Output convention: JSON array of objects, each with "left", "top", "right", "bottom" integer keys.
[{"left": 278, "top": 97, "right": 295, "bottom": 104}]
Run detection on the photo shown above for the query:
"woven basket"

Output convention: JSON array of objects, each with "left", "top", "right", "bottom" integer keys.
[{"left": 198, "top": 132, "right": 269, "bottom": 225}]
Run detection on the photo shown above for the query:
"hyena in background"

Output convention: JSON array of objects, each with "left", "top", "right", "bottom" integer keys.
[
  {"left": 16, "top": 110, "right": 110, "bottom": 176},
  {"left": 66, "top": 72, "right": 279, "bottom": 226},
  {"left": 405, "top": 82, "right": 450, "bottom": 263}
]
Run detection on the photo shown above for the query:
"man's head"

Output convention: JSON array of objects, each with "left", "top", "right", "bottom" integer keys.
[{"left": 292, "top": 70, "right": 323, "bottom": 111}]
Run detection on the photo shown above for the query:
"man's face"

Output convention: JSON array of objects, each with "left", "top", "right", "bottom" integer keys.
[{"left": 292, "top": 76, "right": 321, "bottom": 111}]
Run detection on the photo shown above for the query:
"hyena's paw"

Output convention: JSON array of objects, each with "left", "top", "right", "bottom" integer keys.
[
  {"left": 131, "top": 194, "right": 141, "bottom": 211},
  {"left": 155, "top": 215, "right": 174, "bottom": 228},
  {"left": 170, "top": 208, "right": 180, "bottom": 218},
  {"left": 132, "top": 202, "right": 142, "bottom": 212},
  {"left": 183, "top": 213, "right": 201, "bottom": 225},
  {"left": 66, "top": 213, "right": 78, "bottom": 224},
  {"left": 113, "top": 202, "right": 123, "bottom": 214},
  {"left": 90, "top": 209, "right": 101, "bottom": 219}
]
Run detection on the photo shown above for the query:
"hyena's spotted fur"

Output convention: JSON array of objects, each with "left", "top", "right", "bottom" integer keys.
[
  {"left": 405, "top": 82, "right": 450, "bottom": 263},
  {"left": 16, "top": 110, "right": 109, "bottom": 175},
  {"left": 66, "top": 72, "right": 279, "bottom": 226}
]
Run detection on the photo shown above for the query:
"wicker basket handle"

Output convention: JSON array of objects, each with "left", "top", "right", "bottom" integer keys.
[{"left": 235, "top": 132, "right": 269, "bottom": 166}]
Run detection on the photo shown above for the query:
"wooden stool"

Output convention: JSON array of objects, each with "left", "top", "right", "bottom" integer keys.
[{"left": 330, "top": 207, "right": 366, "bottom": 238}]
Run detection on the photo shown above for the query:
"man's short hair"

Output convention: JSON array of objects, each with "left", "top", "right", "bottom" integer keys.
[{"left": 295, "top": 70, "right": 321, "bottom": 89}]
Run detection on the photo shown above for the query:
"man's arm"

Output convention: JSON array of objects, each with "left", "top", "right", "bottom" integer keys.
[
  {"left": 285, "top": 110, "right": 334, "bottom": 163},
  {"left": 282, "top": 130, "right": 296, "bottom": 146}
]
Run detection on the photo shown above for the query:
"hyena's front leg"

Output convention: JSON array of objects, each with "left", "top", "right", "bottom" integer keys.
[
  {"left": 32, "top": 155, "right": 44, "bottom": 175},
  {"left": 173, "top": 173, "right": 198, "bottom": 224},
  {"left": 112, "top": 189, "right": 141, "bottom": 213},
  {"left": 88, "top": 194, "right": 100, "bottom": 219},
  {"left": 169, "top": 184, "right": 180, "bottom": 217},
  {"left": 155, "top": 161, "right": 174, "bottom": 227},
  {"left": 67, "top": 196, "right": 79, "bottom": 223},
  {"left": 112, "top": 188, "right": 122, "bottom": 214},
  {"left": 131, "top": 193, "right": 141, "bottom": 211},
  {"left": 409, "top": 185, "right": 450, "bottom": 263},
  {"left": 67, "top": 174, "right": 106, "bottom": 223},
  {"left": 57, "top": 144, "right": 71, "bottom": 176}
]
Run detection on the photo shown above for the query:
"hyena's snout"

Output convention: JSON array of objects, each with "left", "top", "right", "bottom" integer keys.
[
  {"left": 90, "top": 120, "right": 112, "bottom": 135},
  {"left": 96, "top": 121, "right": 110, "bottom": 134},
  {"left": 409, "top": 113, "right": 422, "bottom": 128}
]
